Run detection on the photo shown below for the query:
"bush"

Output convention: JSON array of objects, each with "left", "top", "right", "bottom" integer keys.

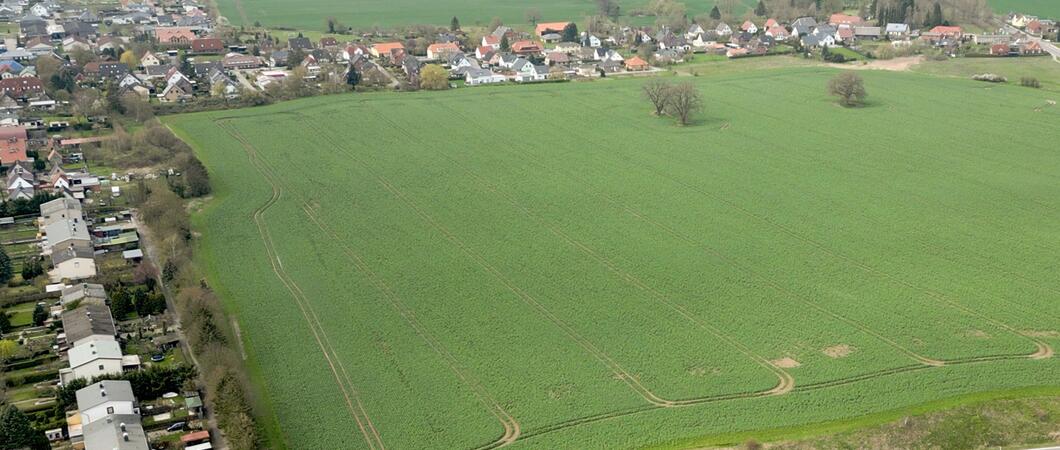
[{"left": 1020, "top": 77, "right": 1041, "bottom": 88}]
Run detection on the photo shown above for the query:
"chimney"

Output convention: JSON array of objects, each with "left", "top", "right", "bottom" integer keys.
[
  {"left": 119, "top": 422, "right": 126, "bottom": 431},
  {"left": 122, "top": 432, "right": 129, "bottom": 441}
]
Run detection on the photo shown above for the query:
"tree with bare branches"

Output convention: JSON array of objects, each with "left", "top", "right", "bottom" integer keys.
[
  {"left": 665, "top": 81, "right": 703, "bottom": 126},
  {"left": 828, "top": 72, "right": 867, "bottom": 107},
  {"left": 642, "top": 78, "right": 673, "bottom": 115}
]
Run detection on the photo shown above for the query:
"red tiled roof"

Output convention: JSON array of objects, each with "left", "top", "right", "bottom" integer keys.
[
  {"left": 180, "top": 430, "right": 210, "bottom": 443},
  {"left": 0, "top": 126, "right": 27, "bottom": 165},
  {"left": 535, "top": 22, "right": 570, "bottom": 36},
  {"left": 930, "top": 26, "right": 962, "bottom": 36},
  {"left": 371, "top": 42, "right": 404, "bottom": 54}
]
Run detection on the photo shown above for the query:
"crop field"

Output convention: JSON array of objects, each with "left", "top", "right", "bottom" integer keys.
[
  {"left": 165, "top": 68, "right": 1060, "bottom": 449},
  {"left": 219, "top": 0, "right": 755, "bottom": 30},
  {"left": 988, "top": 0, "right": 1060, "bottom": 18}
]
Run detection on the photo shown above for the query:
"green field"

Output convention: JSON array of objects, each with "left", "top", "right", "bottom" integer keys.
[
  {"left": 220, "top": 0, "right": 755, "bottom": 30},
  {"left": 988, "top": 0, "right": 1060, "bottom": 19},
  {"left": 166, "top": 67, "right": 1060, "bottom": 449}
]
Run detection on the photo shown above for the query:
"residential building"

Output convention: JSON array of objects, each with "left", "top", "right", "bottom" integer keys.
[
  {"left": 0, "top": 125, "right": 27, "bottom": 165},
  {"left": 75, "top": 381, "right": 139, "bottom": 424}
]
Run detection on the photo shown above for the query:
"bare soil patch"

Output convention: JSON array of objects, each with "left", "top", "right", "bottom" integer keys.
[
  {"left": 772, "top": 357, "right": 801, "bottom": 368},
  {"left": 830, "top": 56, "right": 925, "bottom": 72},
  {"left": 823, "top": 344, "right": 854, "bottom": 358}
]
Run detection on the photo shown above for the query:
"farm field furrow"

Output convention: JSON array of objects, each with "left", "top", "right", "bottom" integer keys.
[
  {"left": 408, "top": 87, "right": 1041, "bottom": 362},
  {"left": 165, "top": 67, "right": 1060, "bottom": 449},
  {"left": 220, "top": 118, "right": 659, "bottom": 435}
]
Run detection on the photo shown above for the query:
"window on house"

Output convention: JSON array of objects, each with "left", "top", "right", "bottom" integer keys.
[
  {"left": 107, "top": 406, "right": 114, "bottom": 414},
  {"left": 98, "top": 364, "right": 104, "bottom": 370}
]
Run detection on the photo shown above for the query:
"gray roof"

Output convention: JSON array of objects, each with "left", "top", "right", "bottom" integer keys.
[
  {"left": 792, "top": 17, "right": 818, "bottom": 29},
  {"left": 466, "top": 68, "right": 494, "bottom": 79},
  {"left": 51, "top": 243, "right": 94, "bottom": 265},
  {"left": 62, "top": 283, "right": 107, "bottom": 304},
  {"left": 76, "top": 380, "right": 136, "bottom": 411},
  {"left": 886, "top": 23, "right": 909, "bottom": 33},
  {"left": 813, "top": 25, "right": 837, "bottom": 36},
  {"left": 61, "top": 303, "right": 116, "bottom": 344},
  {"left": 83, "top": 414, "right": 149, "bottom": 450},
  {"left": 40, "top": 197, "right": 81, "bottom": 222},
  {"left": 44, "top": 214, "right": 90, "bottom": 247},
  {"left": 854, "top": 26, "right": 882, "bottom": 36}
]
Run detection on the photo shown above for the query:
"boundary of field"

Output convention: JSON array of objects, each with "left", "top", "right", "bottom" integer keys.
[
  {"left": 165, "top": 69, "right": 1060, "bottom": 448},
  {"left": 216, "top": 119, "right": 387, "bottom": 450},
  {"left": 647, "top": 386, "right": 1060, "bottom": 449},
  {"left": 206, "top": 106, "right": 1056, "bottom": 446}
]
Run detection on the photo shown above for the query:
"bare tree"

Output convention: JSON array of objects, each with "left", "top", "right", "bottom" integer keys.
[
  {"left": 665, "top": 82, "right": 703, "bottom": 126},
  {"left": 642, "top": 79, "right": 673, "bottom": 115},
  {"left": 828, "top": 72, "right": 867, "bottom": 107}
]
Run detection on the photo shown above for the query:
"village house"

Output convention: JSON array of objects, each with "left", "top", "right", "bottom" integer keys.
[
  {"left": 510, "top": 40, "right": 543, "bottom": 55},
  {"left": 464, "top": 68, "right": 506, "bottom": 85},
  {"left": 155, "top": 26, "right": 196, "bottom": 47},
  {"left": 222, "top": 53, "right": 262, "bottom": 70},
  {"left": 426, "top": 42, "right": 460, "bottom": 60},
  {"left": 0, "top": 125, "right": 27, "bottom": 165},
  {"left": 741, "top": 20, "right": 758, "bottom": 34},
  {"left": 885, "top": 23, "right": 910, "bottom": 38},
  {"left": 76, "top": 381, "right": 140, "bottom": 425},
  {"left": 62, "top": 339, "right": 124, "bottom": 383},
  {"left": 854, "top": 26, "right": 882, "bottom": 40},
  {"left": 0, "top": 76, "right": 44, "bottom": 98},
  {"left": 829, "top": 14, "right": 864, "bottom": 28},
  {"left": 191, "top": 37, "right": 224, "bottom": 54},
  {"left": 535, "top": 22, "right": 570, "bottom": 37},
  {"left": 512, "top": 58, "right": 548, "bottom": 82},
  {"left": 624, "top": 55, "right": 649, "bottom": 71},
  {"left": 791, "top": 17, "right": 818, "bottom": 36},
  {"left": 288, "top": 36, "right": 312, "bottom": 51},
  {"left": 930, "top": 25, "right": 963, "bottom": 39},
  {"left": 370, "top": 41, "right": 404, "bottom": 58}
]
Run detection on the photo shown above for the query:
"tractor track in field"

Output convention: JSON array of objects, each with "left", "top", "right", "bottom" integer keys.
[
  {"left": 213, "top": 111, "right": 1056, "bottom": 450},
  {"left": 347, "top": 112, "right": 796, "bottom": 398},
  {"left": 217, "top": 120, "right": 386, "bottom": 450},
  {"left": 556, "top": 93, "right": 1054, "bottom": 363},
  {"left": 428, "top": 101, "right": 944, "bottom": 368},
  {"left": 298, "top": 206, "right": 521, "bottom": 449},
  {"left": 219, "top": 118, "right": 520, "bottom": 449},
  {"left": 290, "top": 116, "right": 694, "bottom": 408}
]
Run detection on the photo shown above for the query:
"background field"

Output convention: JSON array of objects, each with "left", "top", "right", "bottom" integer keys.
[
  {"left": 988, "top": 0, "right": 1060, "bottom": 18},
  {"left": 166, "top": 67, "right": 1060, "bottom": 449},
  {"left": 219, "top": 0, "right": 756, "bottom": 30}
]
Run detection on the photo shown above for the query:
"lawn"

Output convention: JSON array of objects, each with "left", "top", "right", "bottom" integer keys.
[
  {"left": 988, "top": 0, "right": 1060, "bottom": 18},
  {"left": 165, "top": 67, "right": 1060, "bottom": 449},
  {"left": 218, "top": 0, "right": 756, "bottom": 30},
  {"left": 911, "top": 56, "right": 1060, "bottom": 92}
]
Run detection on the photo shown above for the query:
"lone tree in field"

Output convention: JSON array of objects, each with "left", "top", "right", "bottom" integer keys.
[
  {"left": 828, "top": 72, "right": 867, "bottom": 107},
  {"left": 710, "top": 5, "right": 721, "bottom": 20},
  {"left": 420, "top": 64, "right": 449, "bottom": 90},
  {"left": 666, "top": 82, "right": 704, "bottom": 126},
  {"left": 450, "top": 16, "right": 460, "bottom": 31},
  {"left": 642, "top": 78, "right": 673, "bottom": 115}
]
